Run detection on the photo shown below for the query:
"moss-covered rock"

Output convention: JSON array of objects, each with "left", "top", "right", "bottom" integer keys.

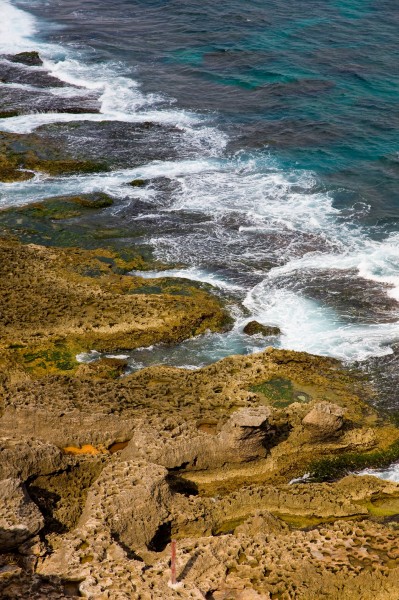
[
  {"left": 0, "top": 131, "right": 108, "bottom": 180},
  {"left": 0, "top": 154, "right": 34, "bottom": 182},
  {"left": 243, "top": 320, "right": 281, "bottom": 336},
  {"left": 128, "top": 178, "right": 147, "bottom": 187},
  {"left": 11, "top": 193, "right": 114, "bottom": 221},
  {"left": 0, "top": 110, "right": 19, "bottom": 119}
]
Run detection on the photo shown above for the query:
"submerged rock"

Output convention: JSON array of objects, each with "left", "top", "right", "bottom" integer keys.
[
  {"left": 0, "top": 59, "right": 66, "bottom": 87},
  {"left": 243, "top": 320, "right": 281, "bottom": 336},
  {"left": 128, "top": 178, "right": 147, "bottom": 187}
]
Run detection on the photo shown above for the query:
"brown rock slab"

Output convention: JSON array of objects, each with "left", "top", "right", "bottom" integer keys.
[{"left": 302, "top": 401, "right": 345, "bottom": 439}]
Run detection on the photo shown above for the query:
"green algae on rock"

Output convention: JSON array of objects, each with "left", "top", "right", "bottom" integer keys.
[
  {"left": 8, "top": 193, "right": 114, "bottom": 221},
  {"left": 0, "top": 131, "right": 108, "bottom": 181},
  {"left": 0, "top": 192, "right": 164, "bottom": 271},
  {"left": 0, "top": 238, "right": 230, "bottom": 376}
]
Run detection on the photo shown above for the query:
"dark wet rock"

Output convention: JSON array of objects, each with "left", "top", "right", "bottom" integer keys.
[
  {"left": 8, "top": 51, "right": 43, "bottom": 67},
  {"left": 0, "top": 130, "right": 108, "bottom": 181},
  {"left": 0, "top": 59, "right": 66, "bottom": 88},
  {"left": 36, "top": 120, "right": 197, "bottom": 168},
  {"left": 151, "top": 217, "right": 342, "bottom": 284},
  {"left": 357, "top": 344, "right": 399, "bottom": 414},
  {"left": 0, "top": 192, "right": 159, "bottom": 264},
  {"left": 0, "top": 109, "right": 19, "bottom": 118},
  {"left": 0, "top": 85, "right": 100, "bottom": 117},
  {"left": 128, "top": 178, "right": 147, "bottom": 187},
  {"left": 0, "top": 161, "right": 34, "bottom": 183},
  {"left": 8, "top": 193, "right": 115, "bottom": 221},
  {"left": 244, "top": 321, "right": 281, "bottom": 337}
]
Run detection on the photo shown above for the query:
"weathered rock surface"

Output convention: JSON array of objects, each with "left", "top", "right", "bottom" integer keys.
[
  {"left": 78, "top": 461, "right": 172, "bottom": 552},
  {"left": 121, "top": 407, "right": 272, "bottom": 470},
  {"left": 1, "top": 344, "right": 399, "bottom": 598},
  {"left": 302, "top": 401, "right": 345, "bottom": 439},
  {"left": 1, "top": 65, "right": 399, "bottom": 599},
  {"left": 0, "top": 478, "right": 44, "bottom": 551},
  {"left": 0, "top": 239, "right": 228, "bottom": 362},
  {"left": 0, "top": 437, "right": 65, "bottom": 481}
]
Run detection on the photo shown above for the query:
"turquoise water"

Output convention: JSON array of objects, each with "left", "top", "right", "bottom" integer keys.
[{"left": 18, "top": 0, "right": 399, "bottom": 222}]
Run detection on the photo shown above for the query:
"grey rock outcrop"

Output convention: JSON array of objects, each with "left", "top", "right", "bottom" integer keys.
[
  {"left": 0, "top": 478, "right": 44, "bottom": 551},
  {"left": 121, "top": 407, "right": 273, "bottom": 470},
  {"left": 0, "top": 437, "right": 65, "bottom": 481}
]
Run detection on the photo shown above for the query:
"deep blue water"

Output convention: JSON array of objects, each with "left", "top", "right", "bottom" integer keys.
[{"left": 17, "top": 0, "right": 399, "bottom": 224}]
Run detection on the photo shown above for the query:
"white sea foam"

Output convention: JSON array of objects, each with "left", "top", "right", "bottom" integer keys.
[
  {"left": 0, "top": 109, "right": 201, "bottom": 134},
  {"left": 358, "top": 464, "right": 399, "bottom": 483},
  {"left": 0, "top": 158, "right": 223, "bottom": 208},
  {"left": 0, "top": 0, "right": 226, "bottom": 161},
  {"left": 0, "top": 0, "right": 37, "bottom": 53},
  {"left": 129, "top": 267, "right": 244, "bottom": 292},
  {"left": 244, "top": 285, "right": 398, "bottom": 361}
]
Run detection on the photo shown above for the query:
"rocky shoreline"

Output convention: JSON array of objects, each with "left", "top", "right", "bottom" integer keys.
[{"left": 1, "top": 52, "right": 399, "bottom": 600}]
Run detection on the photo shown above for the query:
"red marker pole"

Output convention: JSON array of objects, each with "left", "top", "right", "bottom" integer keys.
[{"left": 171, "top": 539, "right": 177, "bottom": 585}]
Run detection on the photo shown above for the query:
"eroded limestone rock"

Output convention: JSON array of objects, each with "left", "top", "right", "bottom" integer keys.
[
  {"left": 121, "top": 407, "right": 273, "bottom": 471},
  {"left": 0, "top": 437, "right": 65, "bottom": 481},
  {"left": 302, "top": 401, "right": 345, "bottom": 440},
  {"left": 79, "top": 460, "right": 172, "bottom": 552},
  {"left": 0, "top": 478, "right": 44, "bottom": 551}
]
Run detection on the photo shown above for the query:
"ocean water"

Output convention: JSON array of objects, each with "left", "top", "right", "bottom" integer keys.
[{"left": 1, "top": 0, "right": 399, "bottom": 372}]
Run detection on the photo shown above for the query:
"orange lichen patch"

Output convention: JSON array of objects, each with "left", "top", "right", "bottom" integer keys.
[{"left": 63, "top": 444, "right": 107, "bottom": 456}]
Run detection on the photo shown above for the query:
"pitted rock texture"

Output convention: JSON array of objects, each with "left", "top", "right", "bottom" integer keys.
[
  {"left": 33, "top": 516, "right": 399, "bottom": 599},
  {"left": 0, "top": 223, "right": 397, "bottom": 597},
  {"left": 121, "top": 407, "right": 273, "bottom": 471},
  {"left": 0, "top": 437, "right": 65, "bottom": 481},
  {"left": 78, "top": 461, "right": 172, "bottom": 552},
  {"left": 0, "top": 478, "right": 44, "bottom": 551},
  {"left": 0, "top": 239, "right": 228, "bottom": 357}
]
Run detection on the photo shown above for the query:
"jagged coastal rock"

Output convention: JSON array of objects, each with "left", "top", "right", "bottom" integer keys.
[
  {"left": 0, "top": 48, "right": 398, "bottom": 600},
  {"left": 243, "top": 321, "right": 281, "bottom": 337}
]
